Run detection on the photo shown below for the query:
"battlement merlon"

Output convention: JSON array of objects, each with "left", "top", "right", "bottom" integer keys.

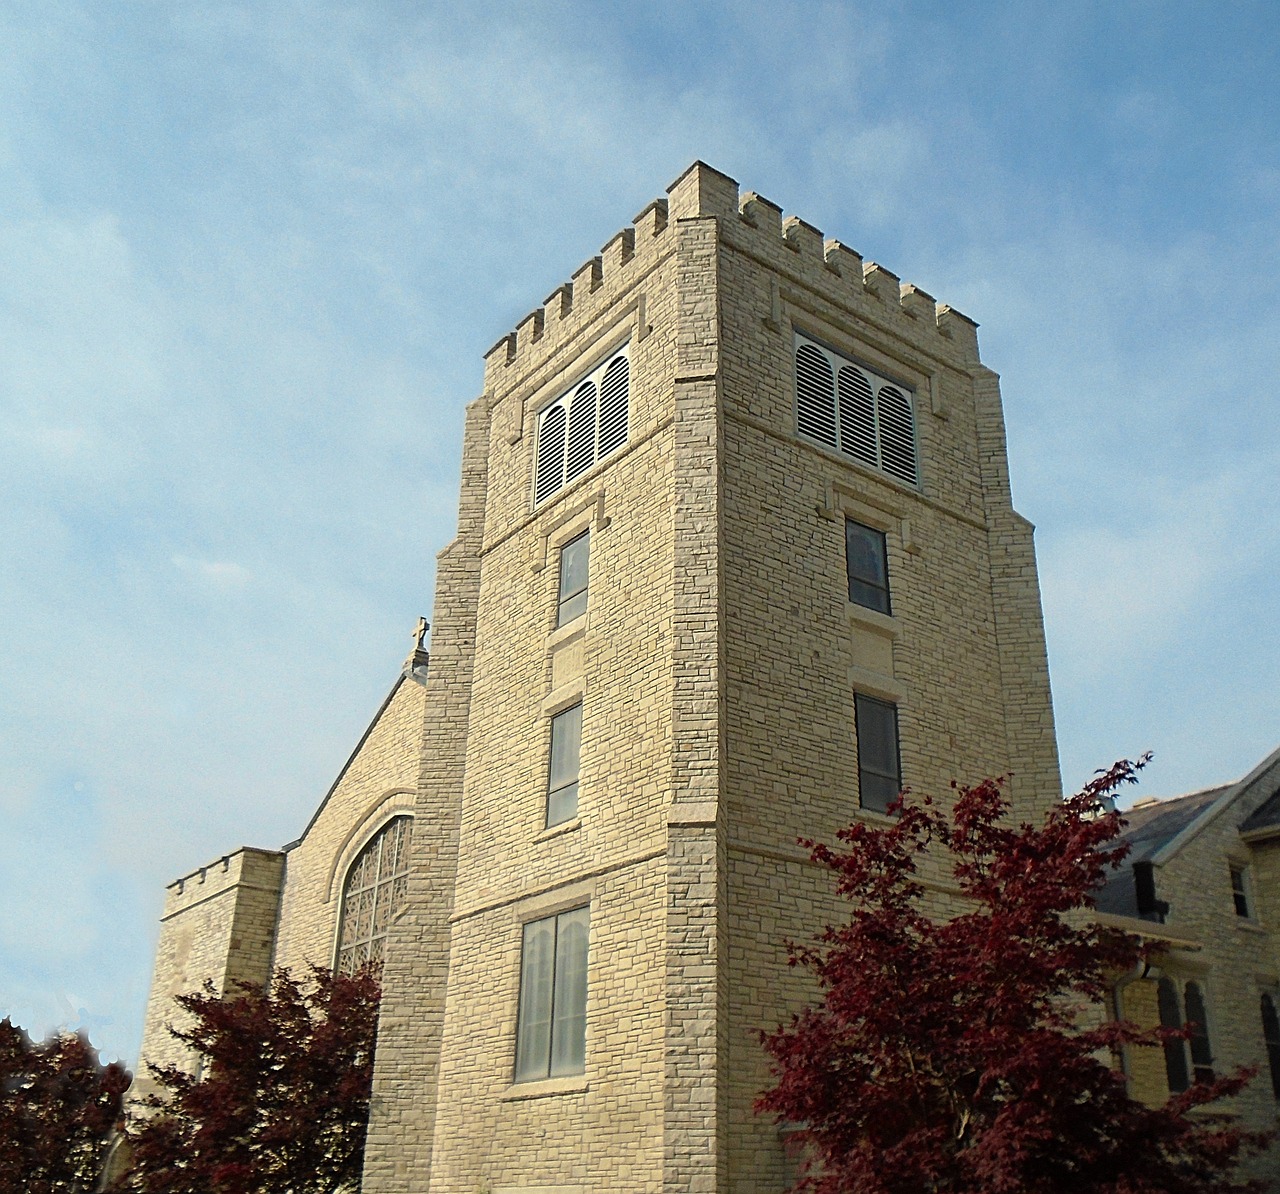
[
  {"left": 482, "top": 159, "right": 983, "bottom": 390},
  {"left": 162, "top": 846, "right": 285, "bottom": 920}
]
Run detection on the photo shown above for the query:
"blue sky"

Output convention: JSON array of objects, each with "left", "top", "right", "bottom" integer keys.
[{"left": 2, "top": 1, "right": 1277, "bottom": 1069}]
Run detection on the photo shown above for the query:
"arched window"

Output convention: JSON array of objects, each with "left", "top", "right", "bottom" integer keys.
[
  {"left": 1261, "top": 994, "right": 1280, "bottom": 1099},
  {"left": 1156, "top": 976, "right": 1189, "bottom": 1093},
  {"left": 336, "top": 816, "right": 413, "bottom": 975},
  {"left": 1157, "top": 976, "right": 1216, "bottom": 1093},
  {"left": 533, "top": 344, "right": 631, "bottom": 507},
  {"left": 793, "top": 333, "right": 919, "bottom": 488}
]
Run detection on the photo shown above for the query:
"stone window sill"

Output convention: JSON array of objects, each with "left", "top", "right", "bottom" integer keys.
[
  {"left": 547, "top": 618, "right": 587, "bottom": 650},
  {"left": 500, "top": 1074, "right": 589, "bottom": 1101},
  {"left": 535, "top": 818, "right": 581, "bottom": 843},
  {"left": 847, "top": 603, "right": 899, "bottom": 637}
]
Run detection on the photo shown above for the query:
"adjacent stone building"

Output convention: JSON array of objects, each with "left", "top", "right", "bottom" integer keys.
[
  {"left": 137, "top": 162, "right": 1067, "bottom": 1192},
  {"left": 1099, "top": 745, "right": 1280, "bottom": 1179}
]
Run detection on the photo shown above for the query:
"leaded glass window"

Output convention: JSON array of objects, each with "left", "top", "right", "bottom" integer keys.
[{"left": 336, "top": 816, "right": 413, "bottom": 975}]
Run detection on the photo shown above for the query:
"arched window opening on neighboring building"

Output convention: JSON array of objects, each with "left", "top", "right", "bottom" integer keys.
[
  {"left": 336, "top": 816, "right": 413, "bottom": 975},
  {"left": 1157, "top": 976, "right": 1217, "bottom": 1094},
  {"left": 1261, "top": 993, "right": 1280, "bottom": 1100}
]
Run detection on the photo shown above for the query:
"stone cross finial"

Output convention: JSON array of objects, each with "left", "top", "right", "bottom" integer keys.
[{"left": 404, "top": 616, "right": 430, "bottom": 674}]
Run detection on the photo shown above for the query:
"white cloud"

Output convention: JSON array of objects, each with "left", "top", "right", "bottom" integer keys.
[{"left": 171, "top": 555, "right": 253, "bottom": 591}]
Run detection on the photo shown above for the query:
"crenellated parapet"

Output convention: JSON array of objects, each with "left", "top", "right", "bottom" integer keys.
[
  {"left": 482, "top": 196, "right": 673, "bottom": 388},
  {"left": 482, "top": 161, "right": 981, "bottom": 394}
]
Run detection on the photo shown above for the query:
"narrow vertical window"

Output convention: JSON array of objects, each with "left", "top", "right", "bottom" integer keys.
[
  {"left": 1184, "top": 982, "right": 1215, "bottom": 1084},
  {"left": 854, "top": 695, "right": 901, "bottom": 814},
  {"left": 1261, "top": 994, "right": 1280, "bottom": 1099},
  {"left": 514, "top": 906, "right": 589, "bottom": 1081},
  {"left": 557, "top": 531, "right": 590, "bottom": 626},
  {"left": 1230, "top": 865, "right": 1250, "bottom": 917},
  {"left": 547, "top": 702, "right": 583, "bottom": 827},
  {"left": 336, "top": 816, "right": 413, "bottom": 975},
  {"left": 1157, "top": 976, "right": 1189, "bottom": 1094},
  {"left": 845, "top": 519, "right": 890, "bottom": 614}
]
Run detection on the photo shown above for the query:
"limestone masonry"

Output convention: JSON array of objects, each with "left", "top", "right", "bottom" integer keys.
[{"left": 138, "top": 162, "right": 1278, "bottom": 1191}]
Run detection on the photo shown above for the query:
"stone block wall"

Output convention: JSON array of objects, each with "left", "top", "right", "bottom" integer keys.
[{"left": 133, "top": 848, "right": 284, "bottom": 1102}]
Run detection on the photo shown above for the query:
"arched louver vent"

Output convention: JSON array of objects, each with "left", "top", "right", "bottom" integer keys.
[
  {"left": 565, "top": 381, "right": 597, "bottom": 482},
  {"left": 794, "top": 333, "right": 920, "bottom": 489},
  {"left": 533, "top": 343, "right": 631, "bottom": 506},
  {"left": 837, "top": 365, "right": 877, "bottom": 466},
  {"left": 795, "top": 343, "right": 836, "bottom": 447},
  {"left": 876, "top": 385, "right": 918, "bottom": 485},
  {"left": 597, "top": 356, "right": 629, "bottom": 456},
  {"left": 535, "top": 405, "right": 567, "bottom": 505}
]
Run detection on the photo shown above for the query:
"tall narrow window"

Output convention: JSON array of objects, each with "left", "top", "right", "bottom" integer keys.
[
  {"left": 547, "top": 702, "right": 583, "bottom": 826},
  {"left": 1157, "top": 977, "right": 1190, "bottom": 1094},
  {"left": 854, "top": 695, "right": 901, "bottom": 814},
  {"left": 846, "top": 519, "right": 890, "bottom": 614},
  {"left": 557, "top": 531, "right": 590, "bottom": 626},
  {"left": 1156, "top": 977, "right": 1216, "bottom": 1092},
  {"left": 1261, "top": 994, "right": 1280, "bottom": 1099},
  {"left": 1184, "top": 982, "right": 1215, "bottom": 1084},
  {"left": 336, "top": 816, "right": 413, "bottom": 975},
  {"left": 1230, "top": 865, "right": 1250, "bottom": 917},
  {"left": 514, "top": 906, "right": 589, "bottom": 1082}
]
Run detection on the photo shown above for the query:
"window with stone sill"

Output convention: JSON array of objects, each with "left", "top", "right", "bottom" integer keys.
[
  {"left": 855, "top": 694, "right": 901, "bottom": 814},
  {"left": 1230, "top": 864, "right": 1251, "bottom": 918},
  {"left": 336, "top": 815, "right": 413, "bottom": 975},
  {"left": 546, "top": 702, "right": 583, "bottom": 828},
  {"left": 846, "top": 518, "right": 891, "bottom": 615},
  {"left": 513, "top": 906, "right": 589, "bottom": 1082},
  {"left": 557, "top": 530, "right": 590, "bottom": 627}
]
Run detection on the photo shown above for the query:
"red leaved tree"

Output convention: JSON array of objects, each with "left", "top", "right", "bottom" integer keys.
[
  {"left": 758, "top": 760, "right": 1267, "bottom": 1193},
  {"left": 119, "top": 965, "right": 379, "bottom": 1194},
  {"left": 0, "top": 1016, "right": 131, "bottom": 1193}
]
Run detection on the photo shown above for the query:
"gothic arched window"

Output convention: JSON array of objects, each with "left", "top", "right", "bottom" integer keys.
[{"left": 336, "top": 816, "right": 413, "bottom": 975}]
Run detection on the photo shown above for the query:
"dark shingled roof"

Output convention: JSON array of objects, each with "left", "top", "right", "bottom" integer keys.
[
  {"left": 1116, "top": 785, "right": 1231, "bottom": 865},
  {"left": 1240, "top": 785, "right": 1280, "bottom": 835},
  {"left": 1095, "top": 786, "right": 1229, "bottom": 919}
]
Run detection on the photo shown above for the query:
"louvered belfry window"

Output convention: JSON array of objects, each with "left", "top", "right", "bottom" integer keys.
[
  {"left": 794, "top": 333, "right": 919, "bottom": 487},
  {"left": 336, "top": 815, "right": 413, "bottom": 975},
  {"left": 534, "top": 344, "right": 630, "bottom": 506}
]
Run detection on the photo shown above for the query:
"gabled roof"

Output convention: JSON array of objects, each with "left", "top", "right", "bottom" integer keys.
[
  {"left": 1240, "top": 783, "right": 1280, "bottom": 835},
  {"left": 1117, "top": 786, "right": 1230, "bottom": 866},
  {"left": 280, "top": 654, "right": 429, "bottom": 853},
  {"left": 1095, "top": 747, "right": 1280, "bottom": 920},
  {"left": 1104, "top": 742, "right": 1280, "bottom": 870}
]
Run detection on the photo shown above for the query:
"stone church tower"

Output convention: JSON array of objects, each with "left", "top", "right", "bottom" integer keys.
[{"left": 136, "top": 162, "right": 1060, "bottom": 1193}]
